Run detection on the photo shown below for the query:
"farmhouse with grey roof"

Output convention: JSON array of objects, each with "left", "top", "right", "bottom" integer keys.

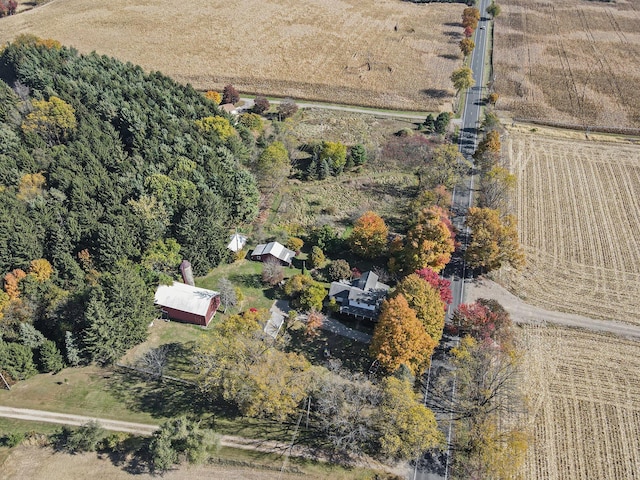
[{"left": 328, "top": 271, "right": 390, "bottom": 320}]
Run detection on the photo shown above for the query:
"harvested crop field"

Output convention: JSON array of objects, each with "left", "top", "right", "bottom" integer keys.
[
  {"left": 519, "top": 325, "right": 640, "bottom": 479},
  {"left": 494, "top": 0, "right": 640, "bottom": 130},
  {"left": 0, "top": 0, "right": 463, "bottom": 111},
  {"left": 498, "top": 128, "right": 640, "bottom": 325}
]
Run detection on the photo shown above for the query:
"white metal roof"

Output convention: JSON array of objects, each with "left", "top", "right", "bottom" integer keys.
[
  {"left": 154, "top": 282, "right": 219, "bottom": 316},
  {"left": 227, "top": 233, "right": 247, "bottom": 252},
  {"left": 252, "top": 241, "right": 295, "bottom": 263}
]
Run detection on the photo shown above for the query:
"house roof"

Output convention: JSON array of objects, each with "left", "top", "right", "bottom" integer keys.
[
  {"left": 220, "top": 103, "right": 237, "bottom": 114},
  {"left": 154, "top": 282, "right": 219, "bottom": 317},
  {"left": 328, "top": 271, "right": 390, "bottom": 307},
  {"left": 252, "top": 242, "right": 296, "bottom": 264},
  {"left": 227, "top": 233, "right": 247, "bottom": 252}
]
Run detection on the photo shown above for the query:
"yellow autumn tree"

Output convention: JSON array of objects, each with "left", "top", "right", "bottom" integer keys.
[
  {"left": 392, "top": 274, "right": 445, "bottom": 344},
  {"left": 194, "top": 116, "right": 236, "bottom": 141},
  {"left": 465, "top": 207, "right": 524, "bottom": 272},
  {"left": 204, "top": 90, "right": 222, "bottom": 105},
  {"left": 370, "top": 295, "right": 436, "bottom": 375},
  {"left": 28, "top": 258, "right": 53, "bottom": 282},
  {"left": 17, "top": 173, "right": 46, "bottom": 201},
  {"left": 22, "top": 96, "right": 77, "bottom": 145},
  {"left": 374, "top": 377, "right": 444, "bottom": 460}
]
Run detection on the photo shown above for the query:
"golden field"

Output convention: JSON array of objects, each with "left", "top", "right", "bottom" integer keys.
[
  {"left": 0, "top": 0, "right": 464, "bottom": 111},
  {"left": 494, "top": 0, "right": 640, "bottom": 129}
]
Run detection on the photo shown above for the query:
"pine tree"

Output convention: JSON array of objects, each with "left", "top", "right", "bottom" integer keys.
[
  {"left": 65, "top": 331, "right": 81, "bottom": 366},
  {"left": 318, "top": 159, "right": 330, "bottom": 180},
  {"left": 38, "top": 339, "right": 65, "bottom": 373}
]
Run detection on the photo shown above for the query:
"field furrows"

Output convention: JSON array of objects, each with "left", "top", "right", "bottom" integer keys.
[
  {"left": 504, "top": 132, "right": 640, "bottom": 324},
  {"left": 520, "top": 326, "right": 640, "bottom": 479},
  {"left": 495, "top": 0, "right": 640, "bottom": 129}
]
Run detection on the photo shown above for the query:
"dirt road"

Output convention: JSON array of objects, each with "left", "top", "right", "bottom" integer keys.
[{"left": 466, "top": 278, "right": 640, "bottom": 339}]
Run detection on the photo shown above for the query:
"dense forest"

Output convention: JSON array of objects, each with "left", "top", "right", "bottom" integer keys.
[{"left": 0, "top": 36, "right": 259, "bottom": 372}]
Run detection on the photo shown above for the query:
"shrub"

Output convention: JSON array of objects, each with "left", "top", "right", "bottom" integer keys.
[
  {"left": 262, "top": 258, "right": 284, "bottom": 286},
  {"left": 286, "top": 237, "right": 304, "bottom": 253},
  {"left": 58, "top": 421, "right": 104, "bottom": 453},
  {"left": 309, "top": 246, "right": 326, "bottom": 269},
  {"left": 328, "top": 259, "right": 351, "bottom": 281}
]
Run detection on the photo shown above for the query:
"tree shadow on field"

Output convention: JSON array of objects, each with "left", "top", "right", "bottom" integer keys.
[
  {"left": 229, "top": 272, "right": 262, "bottom": 289},
  {"left": 439, "top": 53, "right": 460, "bottom": 61},
  {"left": 422, "top": 88, "right": 451, "bottom": 99},
  {"left": 443, "top": 31, "right": 462, "bottom": 39},
  {"left": 107, "top": 370, "right": 236, "bottom": 420}
]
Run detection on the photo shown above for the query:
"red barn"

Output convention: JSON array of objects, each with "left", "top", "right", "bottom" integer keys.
[{"left": 154, "top": 282, "right": 220, "bottom": 327}]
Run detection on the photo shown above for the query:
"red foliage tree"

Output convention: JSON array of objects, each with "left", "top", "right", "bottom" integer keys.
[
  {"left": 252, "top": 96, "right": 270, "bottom": 114},
  {"left": 222, "top": 84, "right": 240, "bottom": 105},
  {"left": 463, "top": 26, "right": 474, "bottom": 38},
  {"left": 415, "top": 267, "right": 453, "bottom": 309},
  {"left": 453, "top": 298, "right": 513, "bottom": 348}
]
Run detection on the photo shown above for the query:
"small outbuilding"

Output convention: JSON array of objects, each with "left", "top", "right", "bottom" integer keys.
[
  {"left": 154, "top": 281, "right": 220, "bottom": 327},
  {"left": 250, "top": 241, "right": 296, "bottom": 266},
  {"left": 227, "top": 233, "right": 248, "bottom": 253}
]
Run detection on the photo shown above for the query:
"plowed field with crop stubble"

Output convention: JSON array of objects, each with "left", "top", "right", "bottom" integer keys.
[
  {"left": 494, "top": 0, "right": 640, "bottom": 129},
  {"left": 519, "top": 325, "right": 640, "bottom": 480},
  {"left": 498, "top": 129, "right": 640, "bottom": 325},
  {"left": 0, "top": 0, "right": 462, "bottom": 111}
]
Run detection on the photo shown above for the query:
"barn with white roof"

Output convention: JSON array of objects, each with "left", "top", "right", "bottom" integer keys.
[{"left": 154, "top": 282, "right": 220, "bottom": 327}]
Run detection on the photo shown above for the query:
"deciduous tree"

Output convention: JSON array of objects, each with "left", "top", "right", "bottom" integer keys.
[
  {"left": 392, "top": 274, "right": 445, "bottom": 344},
  {"left": 221, "top": 84, "right": 240, "bottom": 105},
  {"left": 194, "top": 116, "right": 236, "bottom": 141},
  {"left": 21, "top": 96, "right": 77, "bottom": 145},
  {"left": 349, "top": 211, "right": 389, "bottom": 258},
  {"left": 194, "top": 312, "right": 313, "bottom": 420},
  {"left": 451, "top": 67, "right": 475, "bottom": 94},
  {"left": 454, "top": 298, "right": 514, "bottom": 349},
  {"left": 487, "top": 2, "right": 501, "bottom": 18},
  {"left": 459, "top": 38, "right": 476, "bottom": 57},
  {"left": 415, "top": 267, "right": 453, "bottom": 308},
  {"left": 309, "top": 245, "right": 325, "bottom": 269},
  {"left": 478, "top": 165, "right": 516, "bottom": 211},
  {"left": 277, "top": 98, "right": 298, "bottom": 119},
  {"left": 252, "top": 96, "right": 270, "bottom": 114},
  {"left": 204, "top": 90, "right": 221, "bottom": 105},
  {"left": 217, "top": 277, "right": 237, "bottom": 313},
  {"left": 373, "top": 377, "right": 443, "bottom": 460},
  {"left": 262, "top": 257, "right": 284, "bottom": 286},
  {"left": 320, "top": 141, "right": 347, "bottom": 173},
  {"left": 328, "top": 259, "right": 351, "bottom": 281},
  {"left": 402, "top": 206, "right": 455, "bottom": 273},
  {"left": 465, "top": 207, "right": 524, "bottom": 272},
  {"left": 370, "top": 295, "right": 436, "bottom": 375}
]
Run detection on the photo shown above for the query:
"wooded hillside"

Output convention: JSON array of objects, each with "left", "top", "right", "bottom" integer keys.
[{"left": 0, "top": 36, "right": 259, "bottom": 368}]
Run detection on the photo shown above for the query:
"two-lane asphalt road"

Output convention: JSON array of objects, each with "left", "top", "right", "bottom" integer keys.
[
  {"left": 448, "top": 0, "right": 492, "bottom": 322},
  {"left": 414, "top": 1, "right": 492, "bottom": 479}
]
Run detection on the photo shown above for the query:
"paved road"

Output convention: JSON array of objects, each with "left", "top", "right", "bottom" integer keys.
[
  {"left": 415, "top": 1, "right": 492, "bottom": 479},
  {"left": 238, "top": 97, "right": 429, "bottom": 121}
]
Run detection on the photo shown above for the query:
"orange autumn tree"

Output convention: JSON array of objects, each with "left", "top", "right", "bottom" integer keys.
[
  {"left": 370, "top": 295, "right": 436, "bottom": 375},
  {"left": 349, "top": 211, "right": 389, "bottom": 258},
  {"left": 402, "top": 206, "right": 455, "bottom": 273},
  {"left": 4, "top": 269, "right": 26, "bottom": 300}
]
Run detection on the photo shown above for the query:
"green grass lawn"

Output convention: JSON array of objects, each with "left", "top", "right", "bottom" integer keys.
[{"left": 196, "top": 259, "right": 298, "bottom": 314}]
